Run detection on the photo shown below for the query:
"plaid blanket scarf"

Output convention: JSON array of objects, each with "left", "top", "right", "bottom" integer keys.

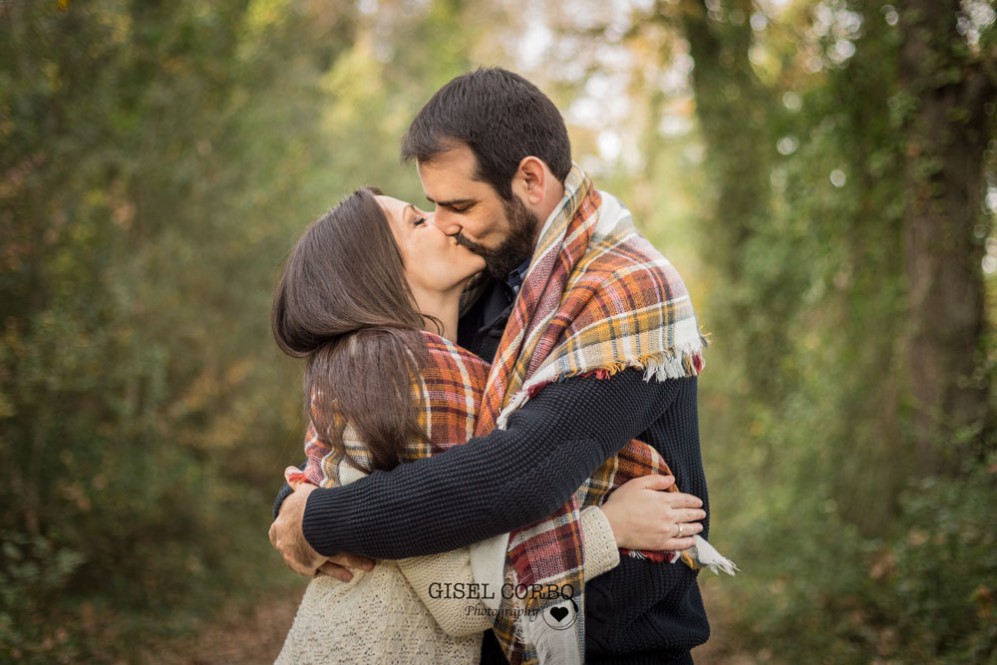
[
  {"left": 476, "top": 165, "right": 711, "bottom": 665},
  {"left": 285, "top": 331, "right": 490, "bottom": 487}
]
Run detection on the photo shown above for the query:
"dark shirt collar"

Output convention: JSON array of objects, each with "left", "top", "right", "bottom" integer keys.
[
  {"left": 505, "top": 259, "right": 531, "bottom": 296},
  {"left": 457, "top": 259, "right": 530, "bottom": 359}
]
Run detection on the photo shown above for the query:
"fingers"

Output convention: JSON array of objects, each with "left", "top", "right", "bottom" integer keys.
[
  {"left": 284, "top": 550, "right": 320, "bottom": 577},
  {"left": 606, "top": 477, "right": 707, "bottom": 552},
  {"left": 661, "top": 490, "right": 704, "bottom": 509},
  {"left": 274, "top": 533, "right": 321, "bottom": 577},
  {"left": 631, "top": 527, "right": 704, "bottom": 552},
  {"left": 327, "top": 553, "right": 376, "bottom": 572},
  {"left": 672, "top": 508, "right": 708, "bottom": 524},
  {"left": 622, "top": 507, "right": 707, "bottom": 551},
  {"left": 663, "top": 518, "right": 704, "bottom": 547},
  {"left": 269, "top": 485, "right": 328, "bottom": 576},
  {"left": 623, "top": 476, "right": 703, "bottom": 509},
  {"left": 631, "top": 474, "right": 676, "bottom": 491},
  {"left": 317, "top": 562, "right": 355, "bottom": 582},
  {"left": 672, "top": 520, "right": 705, "bottom": 537},
  {"left": 316, "top": 555, "right": 376, "bottom": 582},
  {"left": 656, "top": 521, "right": 704, "bottom": 552},
  {"left": 667, "top": 536, "right": 699, "bottom": 552}
]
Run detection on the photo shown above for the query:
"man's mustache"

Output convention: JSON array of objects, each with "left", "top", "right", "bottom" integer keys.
[{"left": 454, "top": 233, "right": 491, "bottom": 257}]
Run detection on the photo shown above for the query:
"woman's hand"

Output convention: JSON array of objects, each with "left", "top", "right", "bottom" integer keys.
[{"left": 599, "top": 475, "right": 706, "bottom": 552}]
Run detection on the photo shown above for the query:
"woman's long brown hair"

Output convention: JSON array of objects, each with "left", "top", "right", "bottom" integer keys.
[{"left": 272, "top": 188, "right": 428, "bottom": 473}]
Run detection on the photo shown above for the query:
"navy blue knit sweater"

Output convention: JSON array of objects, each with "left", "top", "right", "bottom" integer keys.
[{"left": 277, "top": 276, "right": 711, "bottom": 663}]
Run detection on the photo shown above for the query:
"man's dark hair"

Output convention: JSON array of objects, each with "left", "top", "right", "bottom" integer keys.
[{"left": 401, "top": 68, "right": 572, "bottom": 200}]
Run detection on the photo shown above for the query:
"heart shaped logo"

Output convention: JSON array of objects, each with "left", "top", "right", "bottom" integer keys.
[{"left": 549, "top": 606, "right": 569, "bottom": 623}]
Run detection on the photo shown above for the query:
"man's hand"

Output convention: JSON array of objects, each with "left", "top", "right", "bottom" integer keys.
[
  {"left": 317, "top": 554, "right": 375, "bottom": 582},
  {"left": 269, "top": 484, "right": 329, "bottom": 576},
  {"left": 269, "top": 484, "right": 376, "bottom": 581}
]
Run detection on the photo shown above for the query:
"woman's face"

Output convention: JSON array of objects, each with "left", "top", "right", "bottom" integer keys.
[{"left": 376, "top": 195, "right": 486, "bottom": 296}]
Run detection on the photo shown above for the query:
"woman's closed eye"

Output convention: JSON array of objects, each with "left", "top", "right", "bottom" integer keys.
[{"left": 413, "top": 216, "right": 427, "bottom": 227}]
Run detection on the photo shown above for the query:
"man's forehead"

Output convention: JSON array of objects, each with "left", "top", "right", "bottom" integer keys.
[
  {"left": 418, "top": 160, "right": 490, "bottom": 203},
  {"left": 417, "top": 144, "right": 477, "bottom": 177}
]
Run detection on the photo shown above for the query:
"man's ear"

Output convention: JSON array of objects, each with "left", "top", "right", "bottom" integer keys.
[{"left": 513, "top": 156, "right": 549, "bottom": 206}]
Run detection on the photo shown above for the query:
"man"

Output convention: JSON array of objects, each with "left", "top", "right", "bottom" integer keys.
[{"left": 271, "top": 68, "right": 711, "bottom": 664}]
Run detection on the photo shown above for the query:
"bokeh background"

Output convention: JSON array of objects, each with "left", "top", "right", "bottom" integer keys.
[{"left": 2, "top": 0, "right": 995, "bottom": 663}]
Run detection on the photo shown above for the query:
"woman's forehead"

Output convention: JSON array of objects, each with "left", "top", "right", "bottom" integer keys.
[{"left": 375, "top": 194, "right": 410, "bottom": 217}]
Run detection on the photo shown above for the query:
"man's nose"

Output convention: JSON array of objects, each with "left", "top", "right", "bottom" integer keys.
[{"left": 428, "top": 211, "right": 461, "bottom": 237}]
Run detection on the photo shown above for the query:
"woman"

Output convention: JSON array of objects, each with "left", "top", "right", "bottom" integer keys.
[{"left": 270, "top": 189, "right": 699, "bottom": 664}]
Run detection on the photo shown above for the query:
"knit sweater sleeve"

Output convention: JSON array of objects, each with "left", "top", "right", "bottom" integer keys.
[
  {"left": 302, "top": 369, "right": 685, "bottom": 558},
  {"left": 397, "top": 506, "right": 619, "bottom": 637}
]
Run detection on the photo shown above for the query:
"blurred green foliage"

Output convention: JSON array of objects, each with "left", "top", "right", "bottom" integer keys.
[
  {"left": 712, "top": 457, "right": 997, "bottom": 663},
  {"left": 670, "top": 1, "right": 997, "bottom": 663},
  {"left": 1, "top": 0, "right": 995, "bottom": 663}
]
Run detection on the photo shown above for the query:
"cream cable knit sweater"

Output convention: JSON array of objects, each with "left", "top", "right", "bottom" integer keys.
[{"left": 275, "top": 463, "right": 620, "bottom": 665}]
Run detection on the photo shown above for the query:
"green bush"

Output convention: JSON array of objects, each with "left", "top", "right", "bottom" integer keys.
[
  {"left": 715, "top": 458, "right": 997, "bottom": 664},
  {"left": 874, "top": 461, "right": 997, "bottom": 663},
  {"left": 0, "top": 532, "right": 85, "bottom": 664}
]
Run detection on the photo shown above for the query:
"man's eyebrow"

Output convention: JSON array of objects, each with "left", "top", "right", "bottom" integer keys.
[{"left": 426, "top": 197, "right": 475, "bottom": 207}]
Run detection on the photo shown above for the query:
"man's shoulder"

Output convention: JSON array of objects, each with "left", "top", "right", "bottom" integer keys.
[
  {"left": 579, "top": 204, "right": 687, "bottom": 303},
  {"left": 576, "top": 242, "right": 693, "bottom": 312}
]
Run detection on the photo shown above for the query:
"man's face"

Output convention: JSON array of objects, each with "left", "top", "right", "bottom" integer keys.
[{"left": 418, "top": 144, "right": 538, "bottom": 279}]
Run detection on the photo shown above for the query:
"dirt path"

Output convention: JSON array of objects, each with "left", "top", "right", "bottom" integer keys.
[{"left": 145, "top": 588, "right": 304, "bottom": 665}]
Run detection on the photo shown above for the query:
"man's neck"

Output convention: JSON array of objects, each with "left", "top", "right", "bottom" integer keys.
[
  {"left": 541, "top": 179, "right": 566, "bottom": 223},
  {"left": 530, "top": 179, "right": 566, "bottom": 246}
]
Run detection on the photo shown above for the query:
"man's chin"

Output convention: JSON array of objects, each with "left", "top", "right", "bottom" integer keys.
[
  {"left": 460, "top": 244, "right": 515, "bottom": 279},
  {"left": 458, "top": 229, "right": 533, "bottom": 280},
  {"left": 484, "top": 255, "right": 530, "bottom": 280},
  {"left": 484, "top": 264, "right": 509, "bottom": 280}
]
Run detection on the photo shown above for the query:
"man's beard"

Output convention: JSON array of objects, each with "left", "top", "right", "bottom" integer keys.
[{"left": 456, "top": 196, "right": 538, "bottom": 280}]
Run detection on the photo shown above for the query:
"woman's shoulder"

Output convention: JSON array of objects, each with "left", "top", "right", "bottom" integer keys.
[
  {"left": 418, "top": 331, "right": 491, "bottom": 378},
  {"left": 414, "top": 332, "right": 488, "bottom": 450}
]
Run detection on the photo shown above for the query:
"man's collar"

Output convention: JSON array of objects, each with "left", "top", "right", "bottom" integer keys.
[{"left": 505, "top": 258, "right": 531, "bottom": 296}]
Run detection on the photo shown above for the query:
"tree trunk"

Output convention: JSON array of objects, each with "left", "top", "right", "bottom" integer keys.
[
  {"left": 676, "top": 0, "right": 770, "bottom": 282},
  {"left": 899, "top": 0, "right": 994, "bottom": 473},
  {"left": 673, "top": 0, "right": 781, "bottom": 392}
]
